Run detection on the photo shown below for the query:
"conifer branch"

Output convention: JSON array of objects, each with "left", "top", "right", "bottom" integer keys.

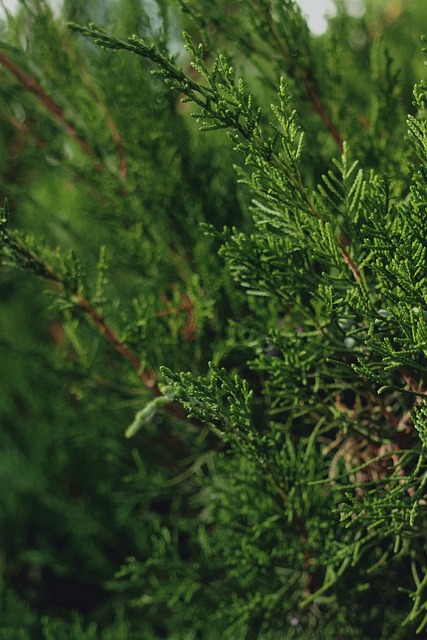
[
  {"left": 68, "top": 24, "right": 371, "bottom": 334},
  {"left": 4, "top": 3, "right": 427, "bottom": 634},
  {"left": 0, "top": 51, "right": 103, "bottom": 170},
  {"left": 105, "top": 110, "right": 127, "bottom": 178},
  {"left": 303, "top": 71, "right": 344, "bottom": 152},
  {"left": 1, "top": 107, "right": 46, "bottom": 149},
  {"left": 0, "top": 222, "right": 192, "bottom": 422},
  {"left": 72, "top": 298, "right": 192, "bottom": 421},
  {"left": 269, "top": 145, "right": 368, "bottom": 296},
  {"left": 72, "top": 290, "right": 157, "bottom": 389},
  {"left": 393, "top": 368, "right": 427, "bottom": 445},
  {"left": 250, "top": 0, "right": 343, "bottom": 151}
]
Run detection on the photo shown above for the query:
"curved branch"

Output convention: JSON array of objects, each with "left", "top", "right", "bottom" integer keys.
[{"left": 0, "top": 50, "right": 103, "bottom": 170}]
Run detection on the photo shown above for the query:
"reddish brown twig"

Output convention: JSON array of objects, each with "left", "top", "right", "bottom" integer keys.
[
  {"left": 3, "top": 232, "right": 191, "bottom": 422},
  {"left": 389, "top": 367, "right": 427, "bottom": 448},
  {"left": 74, "top": 291, "right": 156, "bottom": 389},
  {"left": 303, "top": 71, "right": 343, "bottom": 152},
  {"left": 400, "top": 367, "right": 426, "bottom": 397},
  {"left": 104, "top": 110, "right": 127, "bottom": 178},
  {"left": 339, "top": 245, "right": 362, "bottom": 282},
  {"left": 69, "top": 290, "right": 192, "bottom": 422},
  {"left": 157, "top": 290, "right": 197, "bottom": 341},
  {"left": 0, "top": 51, "right": 103, "bottom": 170},
  {"left": 1, "top": 45, "right": 127, "bottom": 178},
  {"left": 251, "top": 0, "right": 343, "bottom": 152},
  {"left": 2, "top": 108, "right": 46, "bottom": 150}
]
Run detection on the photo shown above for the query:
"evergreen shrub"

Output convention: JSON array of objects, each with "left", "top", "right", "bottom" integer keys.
[{"left": 1, "top": 0, "right": 427, "bottom": 637}]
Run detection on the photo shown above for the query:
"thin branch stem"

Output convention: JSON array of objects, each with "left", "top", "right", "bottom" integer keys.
[
  {"left": 73, "top": 291, "right": 155, "bottom": 388},
  {"left": 0, "top": 102, "right": 46, "bottom": 149},
  {"left": 1, "top": 229, "right": 191, "bottom": 423},
  {"left": 69, "top": 290, "right": 191, "bottom": 421},
  {"left": 0, "top": 51, "right": 103, "bottom": 171},
  {"left": 251, "top": 0, "right": 343, "bottom": 151},
  {"left": 303, "top": 70, "right": 343, "bottom": 152}
]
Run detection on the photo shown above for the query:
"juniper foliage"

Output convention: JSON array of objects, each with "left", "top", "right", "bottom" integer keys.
[{"left": 1, "top": 0, "right": 427, "bottom": 638}]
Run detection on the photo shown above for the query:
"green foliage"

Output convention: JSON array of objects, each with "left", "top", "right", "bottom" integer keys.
[{"left": 2, "top": 0, "right": 427, "bottom": 637}]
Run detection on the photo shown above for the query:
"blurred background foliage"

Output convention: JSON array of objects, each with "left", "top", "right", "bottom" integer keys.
[{"left": 1, "top": 0, "right": 427, "bottom": 637}]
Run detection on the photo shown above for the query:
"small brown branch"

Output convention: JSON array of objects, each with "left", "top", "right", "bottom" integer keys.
[
  {"left": 0, "top": 51, "right": 103, "bottom": 170},
  {"left": 366, "top": 390, "right": 399, "bottom": 427},
  {"left": 4, "top": 232, "right": 191, "bottom": 423},
  {"left": 63, "top": 34, "right": 128, "bottom": 179},
  {"left": 71, "top": 290, "right": 192, "bottom": 422},
  {"left": 303, "top": 72, "right": 343, "bottom": 152},
  {"left": 104, "top": 111, "right": 127, "bottom": 178},
  {"left": 74, "top": 291, "right": 155, "bottom": 389},
  {"left": 3, "top": 109, "right": 46, "bottom": 150},
  {"left": 272, "top": 147, "right": 369, "bottom": 295},
  {"left": 339, "top": 245, "right": 361, "bottom": 282},
  {"left": 400, "top": 367, "right": 426, "bottom": 397},
  {"left": 389, "top": 367, "right": 427, "bottom": 448},
  {"left": 339, "top": 245, "right": 369, "bottom": 297},
  {"left": 364, "top": 367, "right": 427, "bottom": 463},
  {"left": 251, "top": 0, "right": 343, "bottom": 151},
  {"left": 157, "top": 290, "right": 197, "bottom": 341}
]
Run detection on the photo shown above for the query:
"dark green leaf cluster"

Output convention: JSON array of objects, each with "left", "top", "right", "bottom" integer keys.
[{"left": 3, "top": 0, "right": 427, "bottom": 638}]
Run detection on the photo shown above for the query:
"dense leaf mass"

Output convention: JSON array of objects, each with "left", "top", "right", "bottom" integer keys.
[{"left": 1, "top": 0, "right": 427, "bottom": 637}]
